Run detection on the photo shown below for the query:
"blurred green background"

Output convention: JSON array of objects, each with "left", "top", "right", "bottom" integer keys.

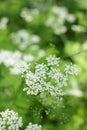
[{"left": 0, "top": 0, "right": 87, "bottom": 130}]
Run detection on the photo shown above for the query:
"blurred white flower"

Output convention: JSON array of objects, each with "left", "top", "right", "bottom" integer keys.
[
  {"left": 66, "top": 88, "right": 83, "bottom": 97},
  {"left": 66, "top": 14, "right": 76, "bottom": 23},
  {"left": 23, "top": 54, "right": 35, "bottom": 62},
  {"left": 45, "top": 16, "right": 56, "bottom": 26},
  {"left": 20, "top": 8, "right": 39, "bottom": 22},
  {"left": 51, "top": 6, "right": 68, "bottom": 18},
  {"left": 11, "top": 29, "right": 29, "bottom": 50},
  {"left": 54, "top": 25, "right": 67, "bottom": 35},
  {"left": 11, "top": 29, "right": 40, "bottom": 50},
  {"left": 10, "top": 61, "right": 29, "bottom": 74},
  {"left": 45, "top": 6, "right": 76, "bottom": 35},
  {"left": 30, "top": 35, "right": 40, "bottom": 43},
  {"left": 37, "top": 50, "right": 45, "bottom": 59},
  {"left": 0, "top": 50, "right": 22, "bottom": 67},
  {"left": 71, "top": 25, "right": 86, "bottom": 32},
  {"left": 0, "top": 50, "right": 35, "bottom": 74},
  {"left": 25, "top": 122, "right": 42, "bottom": 130},
  {"left": 0, "top": 17, "right": 9, "bottom": 30},
  {"left": 66, "top": 79, "right": 83, "bottom": 97},
  {"left": 20, "top": 8, "right": 33, "bottom": 22},
  {"left": 30, "top": 45, "right": 39, "bottom": 51}
]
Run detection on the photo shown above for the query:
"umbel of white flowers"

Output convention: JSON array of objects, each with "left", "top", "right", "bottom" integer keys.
[
  {"left": 23, "top": 55, "right": 79, "bottom": 97},
  {"left": 0, "top": 109, "right": 23, "bottom": 130},
  {"left": 0, "top": 109, "right": 42, "bottom": 130},
  {"left": 25, "top": 122, "right": 42, "bottom": 130}
]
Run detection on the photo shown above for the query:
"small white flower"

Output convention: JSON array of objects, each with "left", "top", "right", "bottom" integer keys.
[
  {"left": 20, "top": 8, "right": 39, "bottom": 23},
  {"left": 25, "top": 122, "right": 42, "bottom": 130},
  {"left": 46, "top": 55, "right": 60, "bottom": 66},
  {"left": 0, "top": 109, "right": 23, "bottom": 130},
  {"left": 66, "top": 88, "right": 83, "bottom": 97},
  {"left": 23, "top": 54, "right": 35, "bottom": 62},
  {"left": 30, "top": 35, "right": 40, "bottom": 43},
  {"left": 66, "top": 14, "right": 76, "bottom": 23},
  {"left": 11, "top": 29, "right": 40, "bottom": 50},
  {"left": 0, "top": 17, "right": 9, "bottom": 30},
  {"left": 10, "top": 61, "right": 29, "bottom": 74},
  {"left": 65, "top": 63, "right": 79, "bottom": 75},
  {"left": 11, "top": 29, "right": 30, "bottom": 50},
  {"left": 54, "top": 25, "right": 67, "bottom": 35},
  {"left": 71, "top": 25, "right": 86, "bottom": 32},
  {"left": 45, "top": 6, "right": 76, "bottom": 35},
  {"left": 0, "top": 50, "right": 34, "bottom": 75},
  {"left": 51, "top": 6, "right": 68, "bottom": 17}
]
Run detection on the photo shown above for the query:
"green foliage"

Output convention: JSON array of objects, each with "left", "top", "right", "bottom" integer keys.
[{"left": 0, "top": 0, "right": 87, "bottom": 130}]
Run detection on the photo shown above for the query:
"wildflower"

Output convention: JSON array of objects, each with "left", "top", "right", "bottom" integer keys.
[
  {"left": 46, "top": 55, "right": 60, "bottom": 66},
  {"left": 11, "top": 29, "right": 40, "bottom": 50},
  {"left": 0, "top": 50, "right": 34, "bottom": 74},
  {"left": 10, "top": 61, "right": 29, "bottom": 74},
  {"left": 65, "top": 63, "right": 79, "bottom": 75},
  {"left": 66, "top": 88, "right": 83, "bottom": 97},
  {"left": 71, "top": 25, "right": 86, "bottom": 32},
  {"left": 23, "top": 56, "right": 79, "bottom": 98},
  {"left": 25, "top": 122, "right": 42, "bottom": 130},
  {"left": 0, "top": 109, "right": 23, "bottom": 130},
  {"left": 0, "top": 17, "right": 9, "bottom": 30},
  {"left": 45, "top": 6, "right": 76, "bottom": 35},
  {"left": 20, "top": 8, "right": 39, "bottom": 23}
]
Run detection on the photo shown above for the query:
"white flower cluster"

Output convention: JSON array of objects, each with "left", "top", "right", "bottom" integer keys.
[
  {"left": 0, "top": 17, "right": 9, "bottom": 30},
  {"left": 0, "top": 109, "right": 42, "bottom": 130},
  {"left": 71, "top": 25, "right": 86, "bottom": 32},
  {"left": 23, "top": 55, "right": 79, "bottom": 97},
  {"left": 45, "top": 6, "right": 76, "bottom": 35},
  {"left": 65, "top": 63, "right": 79, "bottom": 75},
  {"left": 46, "top": 55, "right": 60, "bottom": 66},
  {"left": 0, "top": 109, "right": 23, "bottom": 130},
  {"left": 20, "top": 8, "right": 39, "bottom": 22},
  {"left": 25, "top": 122, "right": 42, "bottom": 130},
  {"left": 0, "top": 50, "right": 35, "bottom": 74},
  {"left": 11, "top": 29, "right": 40, "bottom": 50}
]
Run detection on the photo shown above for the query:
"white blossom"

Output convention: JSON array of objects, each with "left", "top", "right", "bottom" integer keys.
[
  {"left": 65, "top": 63, "right": 79, "bottom": 75},
  {"left": 71, "top": 25, "right": 86, "bottom": 32},
  {"left": 20, "top": 8, "right": 39, "bottom": 22},
  {"left": 23, "top": 54, "right": 35, "bottom": 62},
  {"left": 10, "top": 61, "right": 29, "bottom": 74},
  {"left": 25, "top": 122, "right": 42, "bottom": 130},
  {"left": 46, "top": 55, "right": 60, "bottom": 66},
  {"left": 0, "top": 50, "right": 34, "bottom": 74},
  {"left": 66, "top": 14, "right": 76, "bottom": 23},
  {"left": 23, "top": 56, "right": 79, "bottom": 98},
  {"left": 11, "top": 29, "right": 40, "bottom": 50},
  {"left": 0, "top": 109, "right": 23, "bottom": 130},
  {"left": 45, "top": 6, "right": 76, "bottom": 35},
  {"left": 66, "top": 88, "right": 83, "bottom": 97},
  {"left": 0, "top": 17, "right": 9, "bottom": 30},
  {"left": 51, "top": 6, "right": 68, "bottom": 16},
  {"left": 54, "top": 25, "right": 67, "bottom": 35}
]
